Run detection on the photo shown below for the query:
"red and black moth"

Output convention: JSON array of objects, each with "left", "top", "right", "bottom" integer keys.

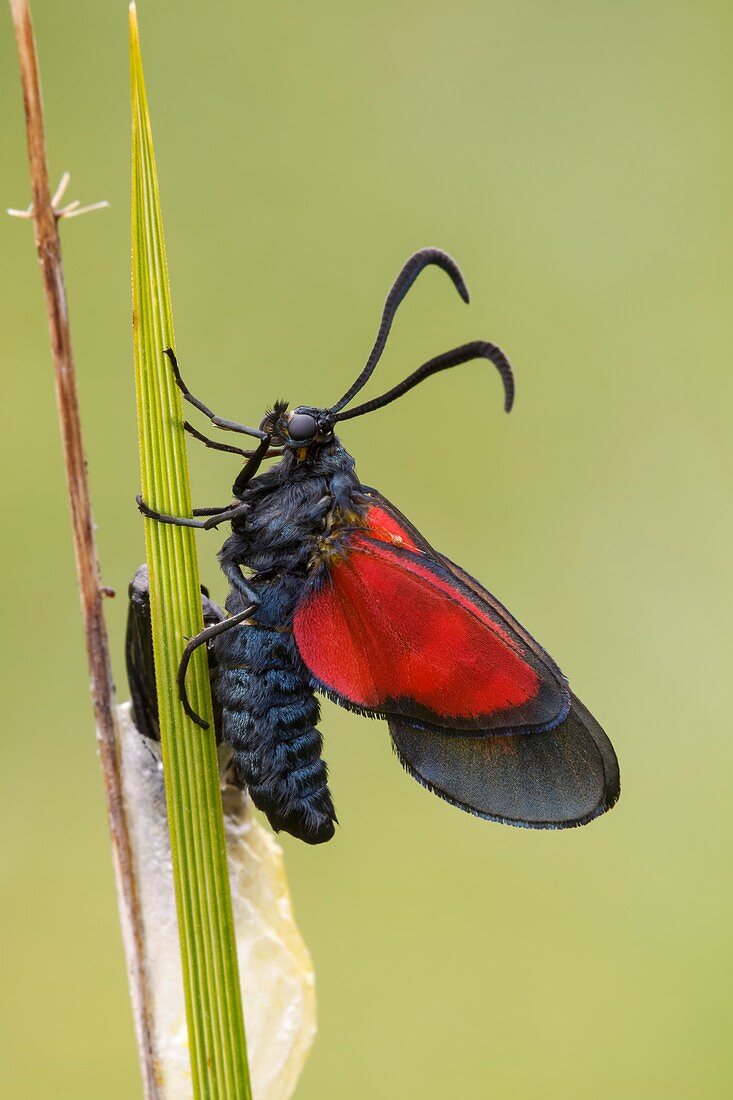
[{"left": 128, "top": 248, "right": 620, "bottom": 844}]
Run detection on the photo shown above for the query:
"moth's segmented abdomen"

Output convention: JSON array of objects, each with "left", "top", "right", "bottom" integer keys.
[{"left": 213, "top": 620, "right": 336, "bottom": 845}]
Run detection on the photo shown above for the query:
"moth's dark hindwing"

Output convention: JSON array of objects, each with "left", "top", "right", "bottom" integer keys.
[
  {"left": 213, "top": 572, "right": 337, "bottom": 845},
  {"left": 389, "top": 695, "right": 620, "bottom": 829}
]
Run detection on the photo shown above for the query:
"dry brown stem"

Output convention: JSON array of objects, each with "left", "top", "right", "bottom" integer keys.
[{"left": 8, "top": 1, "right": 159, "bottom": 1094}]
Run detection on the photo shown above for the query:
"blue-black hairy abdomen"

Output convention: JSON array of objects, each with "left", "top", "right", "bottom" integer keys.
[
  {"left": 211, "top": 442, "right": 361, "bottom": 844},
  {"left": 213, "top": 576, "right": 337, "bottom": 843}
]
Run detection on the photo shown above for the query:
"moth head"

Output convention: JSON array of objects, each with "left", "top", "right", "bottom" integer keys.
[{"left": 276, "top": 406, "right": 335, "bottom": 448}]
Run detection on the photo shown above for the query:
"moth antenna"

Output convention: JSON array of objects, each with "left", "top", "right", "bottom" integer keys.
[
  {"left": 331, "top": 341, "right": 515, "bottom": 422},
  {"left": 329, "top": 248, "right": 469, "bottom": 414}
]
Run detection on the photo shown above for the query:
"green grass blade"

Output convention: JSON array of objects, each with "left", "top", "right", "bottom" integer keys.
[{"left": 129, "top": 5, "right": 252, "bottom": 1096}]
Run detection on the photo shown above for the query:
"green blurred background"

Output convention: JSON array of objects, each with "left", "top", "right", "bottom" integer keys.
[{"left": 2, "top": 1, "right": 731, "bottom": 1097}]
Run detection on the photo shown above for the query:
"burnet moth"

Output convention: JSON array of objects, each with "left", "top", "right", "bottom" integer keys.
[{"left": 128, "top": 248, "right": 620, "bottom": 844}]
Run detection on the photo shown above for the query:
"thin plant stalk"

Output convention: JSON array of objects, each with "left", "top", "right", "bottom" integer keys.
[
  {"left": 129, "top": 5, "right": 252, "bottom": 1096},
  {"left": 8, "top": 0, "right": 159, "bottom": 1095}
]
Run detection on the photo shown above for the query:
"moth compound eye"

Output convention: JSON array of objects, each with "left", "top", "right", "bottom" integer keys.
[{"left": 288, "top": 413, "right": 318, "bottom": 441}]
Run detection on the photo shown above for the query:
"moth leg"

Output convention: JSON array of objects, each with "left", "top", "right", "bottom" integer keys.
[
  {"left": 197, "top": 503, "right": 251, "bottom": 526},
  {"left": 184, "top": 420, "right": 284, "bottom": 461},
  {"left": 164, "top": 348, "right": 268, "bottom": 441},
  {"left": 184, "top": 421, "right": 252, "bottom": 458},
  {"left": 136, "top": 494, "right": 248, "bottom": 530},
  {"left": 179, "top": 597, "right": 259, "bottom": 728},
  {"left": 233, "top": 436, "right": 271, "bottom": 497},
  {"left": 219, "top": 557, "right": 263, "bottom": 602}
]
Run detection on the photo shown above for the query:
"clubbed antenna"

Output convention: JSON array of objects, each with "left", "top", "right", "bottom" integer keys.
[
  {"left": 329, "top": 248, "right": 469, "bottom": 414},
  {"left": 332, "top": 341, "right": 515, "bottom": 422}
]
